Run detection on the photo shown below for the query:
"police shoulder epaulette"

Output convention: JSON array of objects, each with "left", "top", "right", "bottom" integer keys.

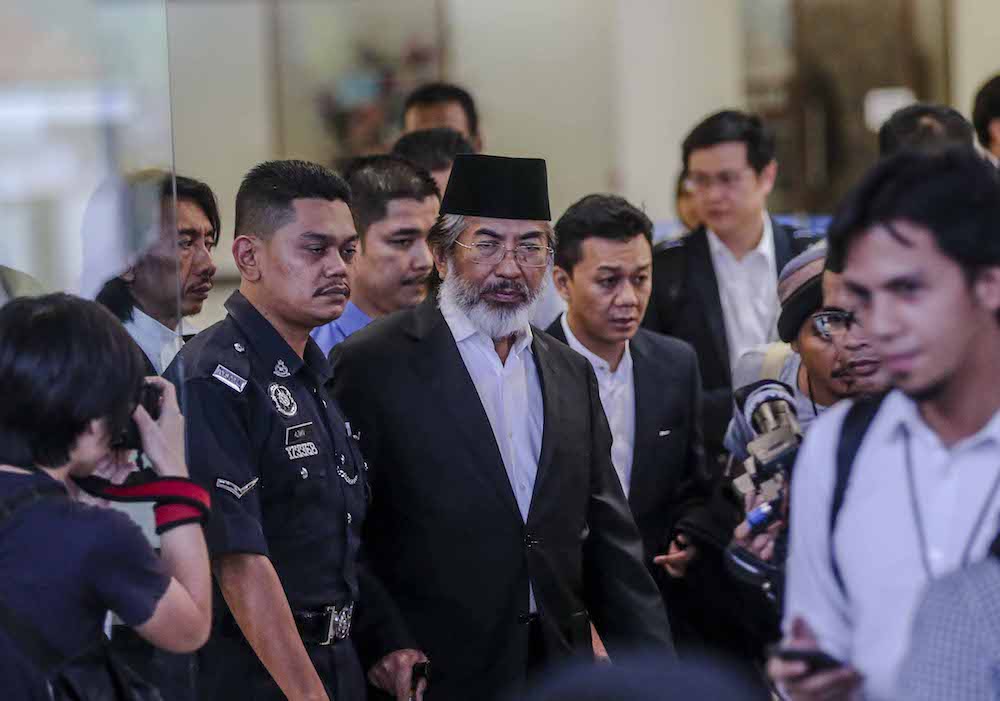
[{"left": 188, "top": 323, "right": 251, "bottom": 393}]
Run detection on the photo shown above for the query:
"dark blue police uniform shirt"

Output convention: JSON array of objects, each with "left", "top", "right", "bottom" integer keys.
[
  {"left": 0, "top": 471, "right": 169, "bottom": 699},
  {"left": 163, "top": 291, "right": 367, "bottom": 613}
]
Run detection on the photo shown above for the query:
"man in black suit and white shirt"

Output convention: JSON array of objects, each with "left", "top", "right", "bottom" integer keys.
[
  {"left": 545, "top": 194, "right": 749, "bottom": 669},
  {"left": 332, "top": 155, "right": 672, "bottom": 701},
  {"left": 644, "top": 111, "right": 820, "bottom": 460}
]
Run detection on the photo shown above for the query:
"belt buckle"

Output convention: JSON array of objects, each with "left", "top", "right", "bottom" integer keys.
[{"left": 321, "top": 603, "right": 354, "bottom": 645}]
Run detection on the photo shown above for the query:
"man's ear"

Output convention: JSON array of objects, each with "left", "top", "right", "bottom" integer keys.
[
  {"left": 973, "top": 265, "right": 1000, "bottom": 315},
  {"left": 233, "top": 235, "right": 263, "bottom": 282},
  {"left": 552, "top": 265, "right": 573, "bottom": 304},
  {"left": 433, "top": 249, "right": 449, "bottom": 281},
  {"left": 988, "top": 119, "right": 1000, "bottom": 154},
  {"left": 758, "top": 159, "right": 778, "bottom": 197}
]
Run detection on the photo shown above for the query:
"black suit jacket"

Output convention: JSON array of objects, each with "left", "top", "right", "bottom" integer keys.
[
  {"left": 332, "top": 300, "right": 673, "bottom": 700},
  {"left": 544, "top": 320, "right": 736, "bottom": 552},
  {"left": 642, "top": 220, "right": 821, "bottom": 458}
]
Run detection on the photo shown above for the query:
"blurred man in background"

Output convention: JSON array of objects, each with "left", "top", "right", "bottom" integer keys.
[
  {"left": 311, "top": 154, "right": 439, "bottom": 355},
  {"left": 644, "top": 110, "right": 821, "bottom": 462},
  {"left": 402, "top": 82, "right": 483, "bottom": 151},
  {"left": 392, "top": 126, "right": 475, "bottom": 196},
  {"left": 878, "top": 103, "right": 975, "bottom": 157},
  {"left": 973, "top": 74, "right": 1000, "bottom": 163},
  {"left": 95, "top": 170, "right": 220, "bottom": 374}
]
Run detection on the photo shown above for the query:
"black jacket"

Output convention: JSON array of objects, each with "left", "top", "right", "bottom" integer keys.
[
  {"left": 544, "top": 320, "right": 736, "bottom": 552},
  {"left": 544, "top": 321, "right": 757, "bottom": 660},
  {"left": 642, "top": 221, "right": 821, "bottom": 459},
  {"left": 333, "top": 300, "right": 673, "bottom": 700}
]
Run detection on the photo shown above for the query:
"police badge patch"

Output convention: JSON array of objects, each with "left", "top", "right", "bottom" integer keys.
[
  {"left": 273, "top": 359, "right": 291, "bottom": 378},
  {"left": 268, "top": 383, "right": 298, "bottom": 417}
]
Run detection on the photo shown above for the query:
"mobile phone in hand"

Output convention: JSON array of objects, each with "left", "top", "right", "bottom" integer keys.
[{"left": 770, "top": 645, "right": 844, "bottom": 674}]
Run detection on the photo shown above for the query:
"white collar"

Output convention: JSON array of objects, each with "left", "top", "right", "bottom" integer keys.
[
  {"left": 882, "top": 389, "right": 1000, "bottom": 452},
  {"left": 560, "top": 314, "right": 632, "bottom": 378},
  {"left": 127, "top": 305, "right": 182, "bottom": 341},
  {"left": 706, "top": 212, "right": 774, "bottom": 265},
  {"left": 440, "top": 297, "right": 534, "bottom": 357}
]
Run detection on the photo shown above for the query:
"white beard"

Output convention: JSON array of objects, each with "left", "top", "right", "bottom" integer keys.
[{"left": 437, "top": 264, "right": 549, "bottom": 340}]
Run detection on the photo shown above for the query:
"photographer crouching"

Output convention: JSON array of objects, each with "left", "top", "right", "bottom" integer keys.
[{"left": 0, "top": 294, "right": 211, "bottom": 698}]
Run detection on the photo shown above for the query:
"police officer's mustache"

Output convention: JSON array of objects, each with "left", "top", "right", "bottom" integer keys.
[{"left": 314, "top": 281, "right": 350, "bottom": 297}]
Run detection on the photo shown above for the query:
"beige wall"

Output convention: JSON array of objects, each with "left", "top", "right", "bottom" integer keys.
[
  {"left": 167, "top": 0, "right": 276, "bottom": 325},
  {"left": 614, "top": 0, "right": 745, "bottom": 222},
  {"left": 444, "top": 0, "right": 618, "bottom": 218},
  {"left": 167, "top": 1, "right": 742, "bottom": 326},
  {"left": 950, "top": 0, "right": 1000, "bottom": 123}
]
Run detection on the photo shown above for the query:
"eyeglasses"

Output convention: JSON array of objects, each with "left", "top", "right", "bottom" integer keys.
[
  {"left": 812, "top": 310, "right": 862, "bottom": 340},
  {"left": 684, "top": 168, "right": 754, "bottom": 192},
  {"left": 453, "top": 240, "right": 553, "bottom": 268}
]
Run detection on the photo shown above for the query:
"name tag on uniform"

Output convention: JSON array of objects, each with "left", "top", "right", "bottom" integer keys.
[
  {"left": 285, "top": 422, "right": 315, "bottom": 445},
  {"left": 286, "top": 442, "right": 319, "bottom": 460},
  {"left": 213, "top": 365, "right": 247, "bottom": 393}
]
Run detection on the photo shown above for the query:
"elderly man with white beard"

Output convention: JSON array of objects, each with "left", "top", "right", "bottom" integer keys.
[{"left": 332, "top": 154, "right": 672, "bottom": 701}]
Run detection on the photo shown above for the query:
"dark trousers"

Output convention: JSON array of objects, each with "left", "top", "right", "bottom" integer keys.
[
  {"left": 198, "top": 633, "right": 367, "bottom": 700},
  {"left": 110, "top": 626, "right": 197, "bottom": 701}
]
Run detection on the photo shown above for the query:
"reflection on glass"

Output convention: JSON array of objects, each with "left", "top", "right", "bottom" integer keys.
[{"left": 0, "top": 0, "right": 177, "bottom": 317}]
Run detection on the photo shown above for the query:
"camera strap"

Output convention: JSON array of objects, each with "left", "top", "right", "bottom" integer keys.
[{"left": 830, "top": 394, "right": 887, "bottom": 597}]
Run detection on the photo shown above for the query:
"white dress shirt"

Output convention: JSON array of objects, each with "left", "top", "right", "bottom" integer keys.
[
  {"left": 440, "top": 300, "right": 544, "bottom": 522},
  {"left": 123, "top": 306, "right": 189, "bottom": 374},
  {"left": 561, "top": 315, "right": 635, "bottom": 498},
  {"left": 441, "top": 299, "right": 544, "bottom": 611},
  {"left": 784, "top": 390, "right": 1000, "bottom": 700},
  {"left": 706, "top": 214, "right": 779, "bottom": 375}
]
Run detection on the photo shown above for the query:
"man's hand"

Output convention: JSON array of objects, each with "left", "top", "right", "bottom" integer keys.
[
  {"left": 368, "top": 649, "right": 429, "bottom": 700},
  {"left": 732, "top": 492, "right": 783, "bottom": 561},
  {"left": 134, "top": 376, "right": 188, "bottom": 479},
  {"left": 767, "top": 617, "right": 862, "bottom": 701},
  {"left": 653, "top": 533, "right": 698, "bottom": 578}
]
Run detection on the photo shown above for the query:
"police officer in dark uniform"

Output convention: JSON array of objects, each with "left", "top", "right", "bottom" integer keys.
[{"left": 165, "top": 160, "right": 426, "bottom": 701}]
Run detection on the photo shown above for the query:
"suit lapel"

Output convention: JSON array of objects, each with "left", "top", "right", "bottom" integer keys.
[
  {"left": 529, "top": 332, "right": 561, "bottom": 510},
  {"left": 627, "top": 332, "right": 660, "bottom": 513},
  {"left": 772, "top": 218, "right": 794, "bottom": 276},
  {"left": 688, "top": 229, "right": 731, "bottom": 379},
  {"left": 408, "top": 302, "right": 523, "bottom": 522}
]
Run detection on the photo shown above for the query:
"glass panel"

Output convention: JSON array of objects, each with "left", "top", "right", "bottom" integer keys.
[{"left": 0, "top": 0, "right": 179, "bottom": 330}]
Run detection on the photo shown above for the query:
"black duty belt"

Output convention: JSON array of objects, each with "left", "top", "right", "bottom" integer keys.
[{"left": 293, "top": 602, "right": 354, "bottom": 646}]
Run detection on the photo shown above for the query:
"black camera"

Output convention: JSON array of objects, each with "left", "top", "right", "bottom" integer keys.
[{"left": 112, "top": 382, "right": 163, "bottom": 451}]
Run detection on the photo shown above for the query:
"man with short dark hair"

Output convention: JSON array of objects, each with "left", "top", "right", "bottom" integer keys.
[
  {"left": 546, "top": 193, "right": 749, "bottom": 659},
  {"left": 392, "top": 127, "right": 475, "bottom": 196},
  {"left": 770, "top": 147, "right": 1000, "bottom": 700},
  {"left": 973, "top": 74, "right": 1000, "bottom": 162},
  {"left": 402, "top": 82, "right": 482, "bottom": 151},
  {"left": 644, "top": 110, "right": 820, "bottom": 462},
  {"left": 333, "top": 154, "right": 672, "bottom": 700},
  {"left": 96, "top": 170, "right": 220, "bottom": 374},
  {"left": 311, "top": 155, "right": 439, "bottom": 355},
  {"left": 166, "top": 160, "right": 423, "bottom": 701},
  {"left": 877, "top": 102, "right": 974, "bottom": 156}
]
